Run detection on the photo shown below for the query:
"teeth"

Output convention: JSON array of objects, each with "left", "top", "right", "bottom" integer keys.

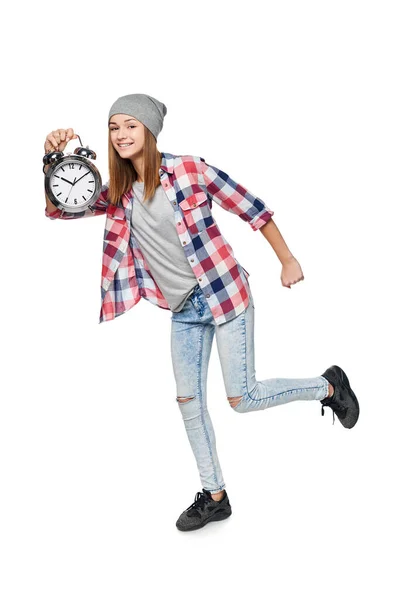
[{"left": 119, "top": 143, "right": 132, "bottom": 147}]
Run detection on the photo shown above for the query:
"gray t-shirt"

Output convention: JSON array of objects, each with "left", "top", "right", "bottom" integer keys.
[{"left": 130, "top": 181, "right": 198, "bottom": 312}]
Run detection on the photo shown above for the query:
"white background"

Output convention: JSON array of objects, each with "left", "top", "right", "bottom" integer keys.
[{"left": 1, "top": 1, "right": 399, "bottom": 598}]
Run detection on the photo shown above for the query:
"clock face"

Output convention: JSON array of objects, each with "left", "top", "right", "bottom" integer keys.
[{"left": 49, "top": 160, "right": 98, "bottom": 209}]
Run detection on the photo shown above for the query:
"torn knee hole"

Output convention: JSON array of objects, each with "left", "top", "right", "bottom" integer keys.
[
  {"left": 228, "top": 396, "right": 243, "bottom": 408},
  {"left": 177, "top": 395, "right": 195, "bottom": 403}
]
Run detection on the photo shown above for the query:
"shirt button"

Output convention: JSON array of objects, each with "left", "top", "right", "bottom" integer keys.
[
  {"left": 177, "top": 221, "right": 181, "bottom": 226},
  {"left": 183, "top": 241, "right": 187, "bottom": 245},
  {"left": 206, "top": 294, "right": 210, "bottom": 298}
]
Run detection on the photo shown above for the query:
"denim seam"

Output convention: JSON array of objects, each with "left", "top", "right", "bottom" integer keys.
[
  {"left": 197, "top": 324, "right": 219, "bottom": 490},
  {"left": 229, "top": 312, "right": 247, "bottom": 411},
  {"left": 204, "top": 485, "right": 226, "bottom": 493}
]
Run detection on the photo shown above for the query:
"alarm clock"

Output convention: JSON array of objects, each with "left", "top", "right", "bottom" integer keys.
[{"left": 43, "top": 134, "right": 102, "bottom": 214}]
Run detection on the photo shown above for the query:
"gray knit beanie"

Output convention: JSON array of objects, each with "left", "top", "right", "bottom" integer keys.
[{"left": 108, "top": 93, "right": 167, "bottom": 140}]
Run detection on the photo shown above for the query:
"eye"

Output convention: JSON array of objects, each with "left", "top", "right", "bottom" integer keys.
[{"left": 109, "top": 126, "right": 136, "bottom": 131}]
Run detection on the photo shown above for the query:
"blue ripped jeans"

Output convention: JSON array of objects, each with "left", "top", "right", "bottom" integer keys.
[{"left": 170, "top": 283, "right": 330, "bottom": 494}]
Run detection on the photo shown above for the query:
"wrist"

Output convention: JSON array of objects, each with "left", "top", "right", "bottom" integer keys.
[{"left": 280, "top": 253, "right": 295, "bottom": 265}]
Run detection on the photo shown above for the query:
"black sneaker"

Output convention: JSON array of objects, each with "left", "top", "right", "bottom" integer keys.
[
  {"left": 176, "top": 488, "right": 232, "bottom": 532},
  {"left": 320, "top": 365, "right": 360, "bottom": 428}
]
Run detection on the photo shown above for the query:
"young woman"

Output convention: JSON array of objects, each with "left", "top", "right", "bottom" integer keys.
[{"left": 44, "top": 93, "right": 360, "bottom": 532}]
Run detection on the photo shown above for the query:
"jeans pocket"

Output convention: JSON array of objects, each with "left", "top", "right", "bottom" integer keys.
[{"left": 190, "top": 293, "right": 205, "bottom": 317}]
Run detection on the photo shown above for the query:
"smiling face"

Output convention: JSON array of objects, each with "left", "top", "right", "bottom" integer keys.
[{"left": 108, "top": 113, "right": 145, "bottom": 159}]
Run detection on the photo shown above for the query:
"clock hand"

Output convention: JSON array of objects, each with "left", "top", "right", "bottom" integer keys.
[
  {"left": 72, "top": 171, "right": 90, "bottom": 186},
  {"left": 65, "top": 177, "right": 77, "bottom": 203},
  {"left": 60, "top": 176, "right": 75, "bottom": 185}
]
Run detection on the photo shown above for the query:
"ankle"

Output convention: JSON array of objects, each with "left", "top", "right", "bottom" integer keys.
[
  {"left": 211, "top": 490, "right": 225, "bottom": 502},
  {"left": 327, "top": 383, "right": 334, "bottom": 398}
]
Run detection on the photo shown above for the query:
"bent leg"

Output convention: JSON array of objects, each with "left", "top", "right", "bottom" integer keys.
[{"left": 216, "top": 289, "right": 329, "bottom": 413}]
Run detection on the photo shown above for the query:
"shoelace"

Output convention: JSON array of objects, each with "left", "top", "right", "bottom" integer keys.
[
  {"left": 186, "top": 490, "right": 212, "bottom": 512},
  {"left": 321, "top": 390, "right": 348, "bottom": 425},
  {"left": 321, "top": 403, "right": 336, "bottom": 425}
]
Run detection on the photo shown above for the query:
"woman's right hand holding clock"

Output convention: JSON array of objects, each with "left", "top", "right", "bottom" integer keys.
[{"left": 44, "top": 128, "right": 78, "bottom": 154}]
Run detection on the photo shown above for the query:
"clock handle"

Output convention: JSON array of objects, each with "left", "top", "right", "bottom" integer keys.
[
  {"left": 42, "top": 134, "right": 93, "bottom": 173},
  {"left": 66, "top": 131, "right": 98, "bottom": 160}
]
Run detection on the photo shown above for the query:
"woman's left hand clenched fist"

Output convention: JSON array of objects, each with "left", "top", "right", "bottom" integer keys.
[{"left": 280, "top": 256, "right": 304, "bottom": 288}]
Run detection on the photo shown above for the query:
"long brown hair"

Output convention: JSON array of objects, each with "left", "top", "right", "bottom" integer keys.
[{"left": 107, "top": 125, "right": 162, "bottom": 205}]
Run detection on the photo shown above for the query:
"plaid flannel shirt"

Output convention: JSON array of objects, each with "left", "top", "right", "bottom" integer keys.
[{"left": 45, "top": 152, "right": 274, "bottom": 325}]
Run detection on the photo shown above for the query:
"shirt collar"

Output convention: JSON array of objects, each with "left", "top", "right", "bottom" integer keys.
[{"left": 159, "top": 151, "right": 175, "bottom": 174}]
